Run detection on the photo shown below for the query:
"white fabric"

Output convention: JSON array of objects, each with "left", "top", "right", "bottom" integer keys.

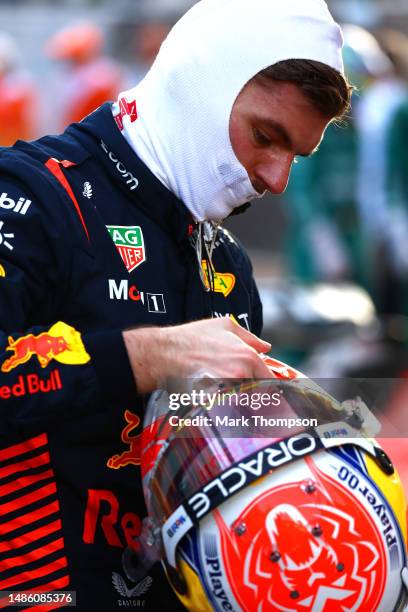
[{"left": 113, "top": 0, "right": 344, "bottom": 222}]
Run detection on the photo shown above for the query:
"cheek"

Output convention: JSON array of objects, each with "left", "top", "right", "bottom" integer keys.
[{"left": 229, "top": 115, "right": 251, "bottom": 167}]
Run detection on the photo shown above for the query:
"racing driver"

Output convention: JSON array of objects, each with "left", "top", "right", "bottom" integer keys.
[{"left": 0, "top": 0, "right": 351, "bottom": 609}]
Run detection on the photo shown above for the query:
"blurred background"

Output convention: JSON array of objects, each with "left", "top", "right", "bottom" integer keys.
[{"left": 1, "top": 0, "right": 408, "bottom": 477}]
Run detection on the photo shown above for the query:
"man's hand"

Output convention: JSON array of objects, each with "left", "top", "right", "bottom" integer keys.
[{"left": 123, "top": 318, "right": 272, "bottom": 394}]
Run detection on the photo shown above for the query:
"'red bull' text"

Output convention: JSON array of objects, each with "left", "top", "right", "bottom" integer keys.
[{"left": 0, "top": 369, "right": 62, "bottom": 399}]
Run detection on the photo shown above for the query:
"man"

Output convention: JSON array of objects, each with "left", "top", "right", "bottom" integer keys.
[
  {"left": 0, "top": 32, "right": 38, "bottom": 146},
  {"left": 0, "top": 0, "right": 350, "bottom": 609},
  {"left": 45, "top": 22, "right": 124, "bottom": 130}
]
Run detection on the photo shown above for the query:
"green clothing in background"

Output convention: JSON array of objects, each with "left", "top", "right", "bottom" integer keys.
[
  {"left": 386, "top": 100, "right": 408, "bottom": 315},
  {"left": 283, "top": 120, "right": 365, "bottom": 286}
]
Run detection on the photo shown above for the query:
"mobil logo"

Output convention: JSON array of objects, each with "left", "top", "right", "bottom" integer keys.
[
  {"left": 0, "top": 221, "right": 14, "bottom": 251},
  {"left": 109, "top": 279, "right": 141, "bottom": 302},
  {"left": 0, "top": 193, "right": 31, "bottom": 215}
]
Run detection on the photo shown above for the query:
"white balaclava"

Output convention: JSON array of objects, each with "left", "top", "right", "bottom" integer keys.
[{"left": 113, "top": 0, "right": 344, "bottom": 222}]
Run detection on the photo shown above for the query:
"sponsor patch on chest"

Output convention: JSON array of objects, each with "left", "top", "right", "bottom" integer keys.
[{"left": 106, "top": 226, "right": 146, "bottom": 273}]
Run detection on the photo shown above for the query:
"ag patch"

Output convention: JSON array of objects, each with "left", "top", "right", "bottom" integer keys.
[{"left": 106, "top": 225, "right": 146, "bottom": 273}]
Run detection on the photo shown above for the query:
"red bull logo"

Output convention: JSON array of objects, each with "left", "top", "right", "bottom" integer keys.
[
  {"left": 0, "top": 369, "right": 62, "bottom": 398},
  {"left": 1, "top": 322, "right": 90, "bottom": 373},
  {"left": 2, "top": 333, "right": 69, "bottom": 372},
  {"left": 107, "top": 410, "right": 141, "bottom": 470}
]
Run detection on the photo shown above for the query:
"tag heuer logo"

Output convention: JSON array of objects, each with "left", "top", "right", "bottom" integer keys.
[{"left": 106, "top": 225, "right": 146, "bottom": 273}]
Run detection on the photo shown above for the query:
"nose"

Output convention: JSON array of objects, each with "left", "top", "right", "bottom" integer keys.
[{"left": 253, "top": 154, "right": 294, "bottom": 195}]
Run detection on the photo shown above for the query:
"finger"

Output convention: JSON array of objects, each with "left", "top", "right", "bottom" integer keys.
[
  {"left": 228, "top": 320, "right": 271, "bottom": 353},
  {"left": 251, "top": 354, "right": 276, "bottom": 379}
]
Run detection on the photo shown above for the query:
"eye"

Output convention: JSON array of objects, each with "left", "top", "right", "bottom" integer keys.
[{"left": 253, "top": 128, "right": 271, "bottom": 146}]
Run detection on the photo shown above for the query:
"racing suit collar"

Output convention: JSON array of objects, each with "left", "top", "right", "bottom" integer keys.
[{"left": 71, "top": 103, "right": 197, "bottom": 245}]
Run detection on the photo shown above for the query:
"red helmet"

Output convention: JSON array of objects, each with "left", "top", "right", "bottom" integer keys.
[{"left": 134, "top": 359, "right": 408, "bottom": 611}]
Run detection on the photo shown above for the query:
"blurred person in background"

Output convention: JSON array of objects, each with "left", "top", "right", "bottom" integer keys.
[
  {"left": 280, "top": 23, "right": 408, "bottom": 499},
  {"left": 372, "top": 27, "right": 408, "bottom": 493},
  {"left": 0, "top": 32, "right": 38, "bottom": 146},
  {"left": 372, "top": 28, "right": 408, "bottom": 318},
  {"left": 45, "top": 22, "right": 124, "bottom": 129},
  {"left": 113, "top": 0, "right": 197, "bottom": 86},
  {"left": 375, "top": 27, "right": 408, "bottom": 85},
  {"left": 353, "top": 26, "right": 408, "bottom": 314},
  {"left": 128, "top": 18, "right": 172, "bottom": 85},
  {"left": 281, "top": 113, "right": 360, "bottom": 285},
  {"left": 281, "top": 25, "right": 401, "bottom": 306},
  {"left": 385, "top": 95, "right": 408, "bottom": 316}
]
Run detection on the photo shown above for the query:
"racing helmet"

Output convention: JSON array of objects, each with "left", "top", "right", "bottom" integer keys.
[{"left": 134, "top": 358, "right": 408, "bottom": 611}]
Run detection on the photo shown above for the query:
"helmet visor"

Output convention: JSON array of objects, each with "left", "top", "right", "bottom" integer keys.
[{"left": 142, "top": 378, "right": 381, "bottom": 543}]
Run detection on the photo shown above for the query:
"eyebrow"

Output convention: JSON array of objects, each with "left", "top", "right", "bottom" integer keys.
[{"left": 259, "top": 118, "right": 317, "bottom": 157}]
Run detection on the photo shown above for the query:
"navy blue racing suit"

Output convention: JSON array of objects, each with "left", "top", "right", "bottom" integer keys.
[{"left": 0, "top": 103, "right": 262, "bottom": 610}]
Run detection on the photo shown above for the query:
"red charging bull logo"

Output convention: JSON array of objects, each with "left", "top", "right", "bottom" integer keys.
[
  {"left": 107, "top": 410, "right": 142, "bottom": 470},
  {"left": 2, "top": 333, "right": 69, "bottom": 372},
  {"left": 1, "top": 321, "right": 90, "bottom": 373}
]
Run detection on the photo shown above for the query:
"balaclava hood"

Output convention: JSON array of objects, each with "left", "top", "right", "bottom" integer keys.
[{"left": 113, "top": 0, "right": 344, "bottom": 222}]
